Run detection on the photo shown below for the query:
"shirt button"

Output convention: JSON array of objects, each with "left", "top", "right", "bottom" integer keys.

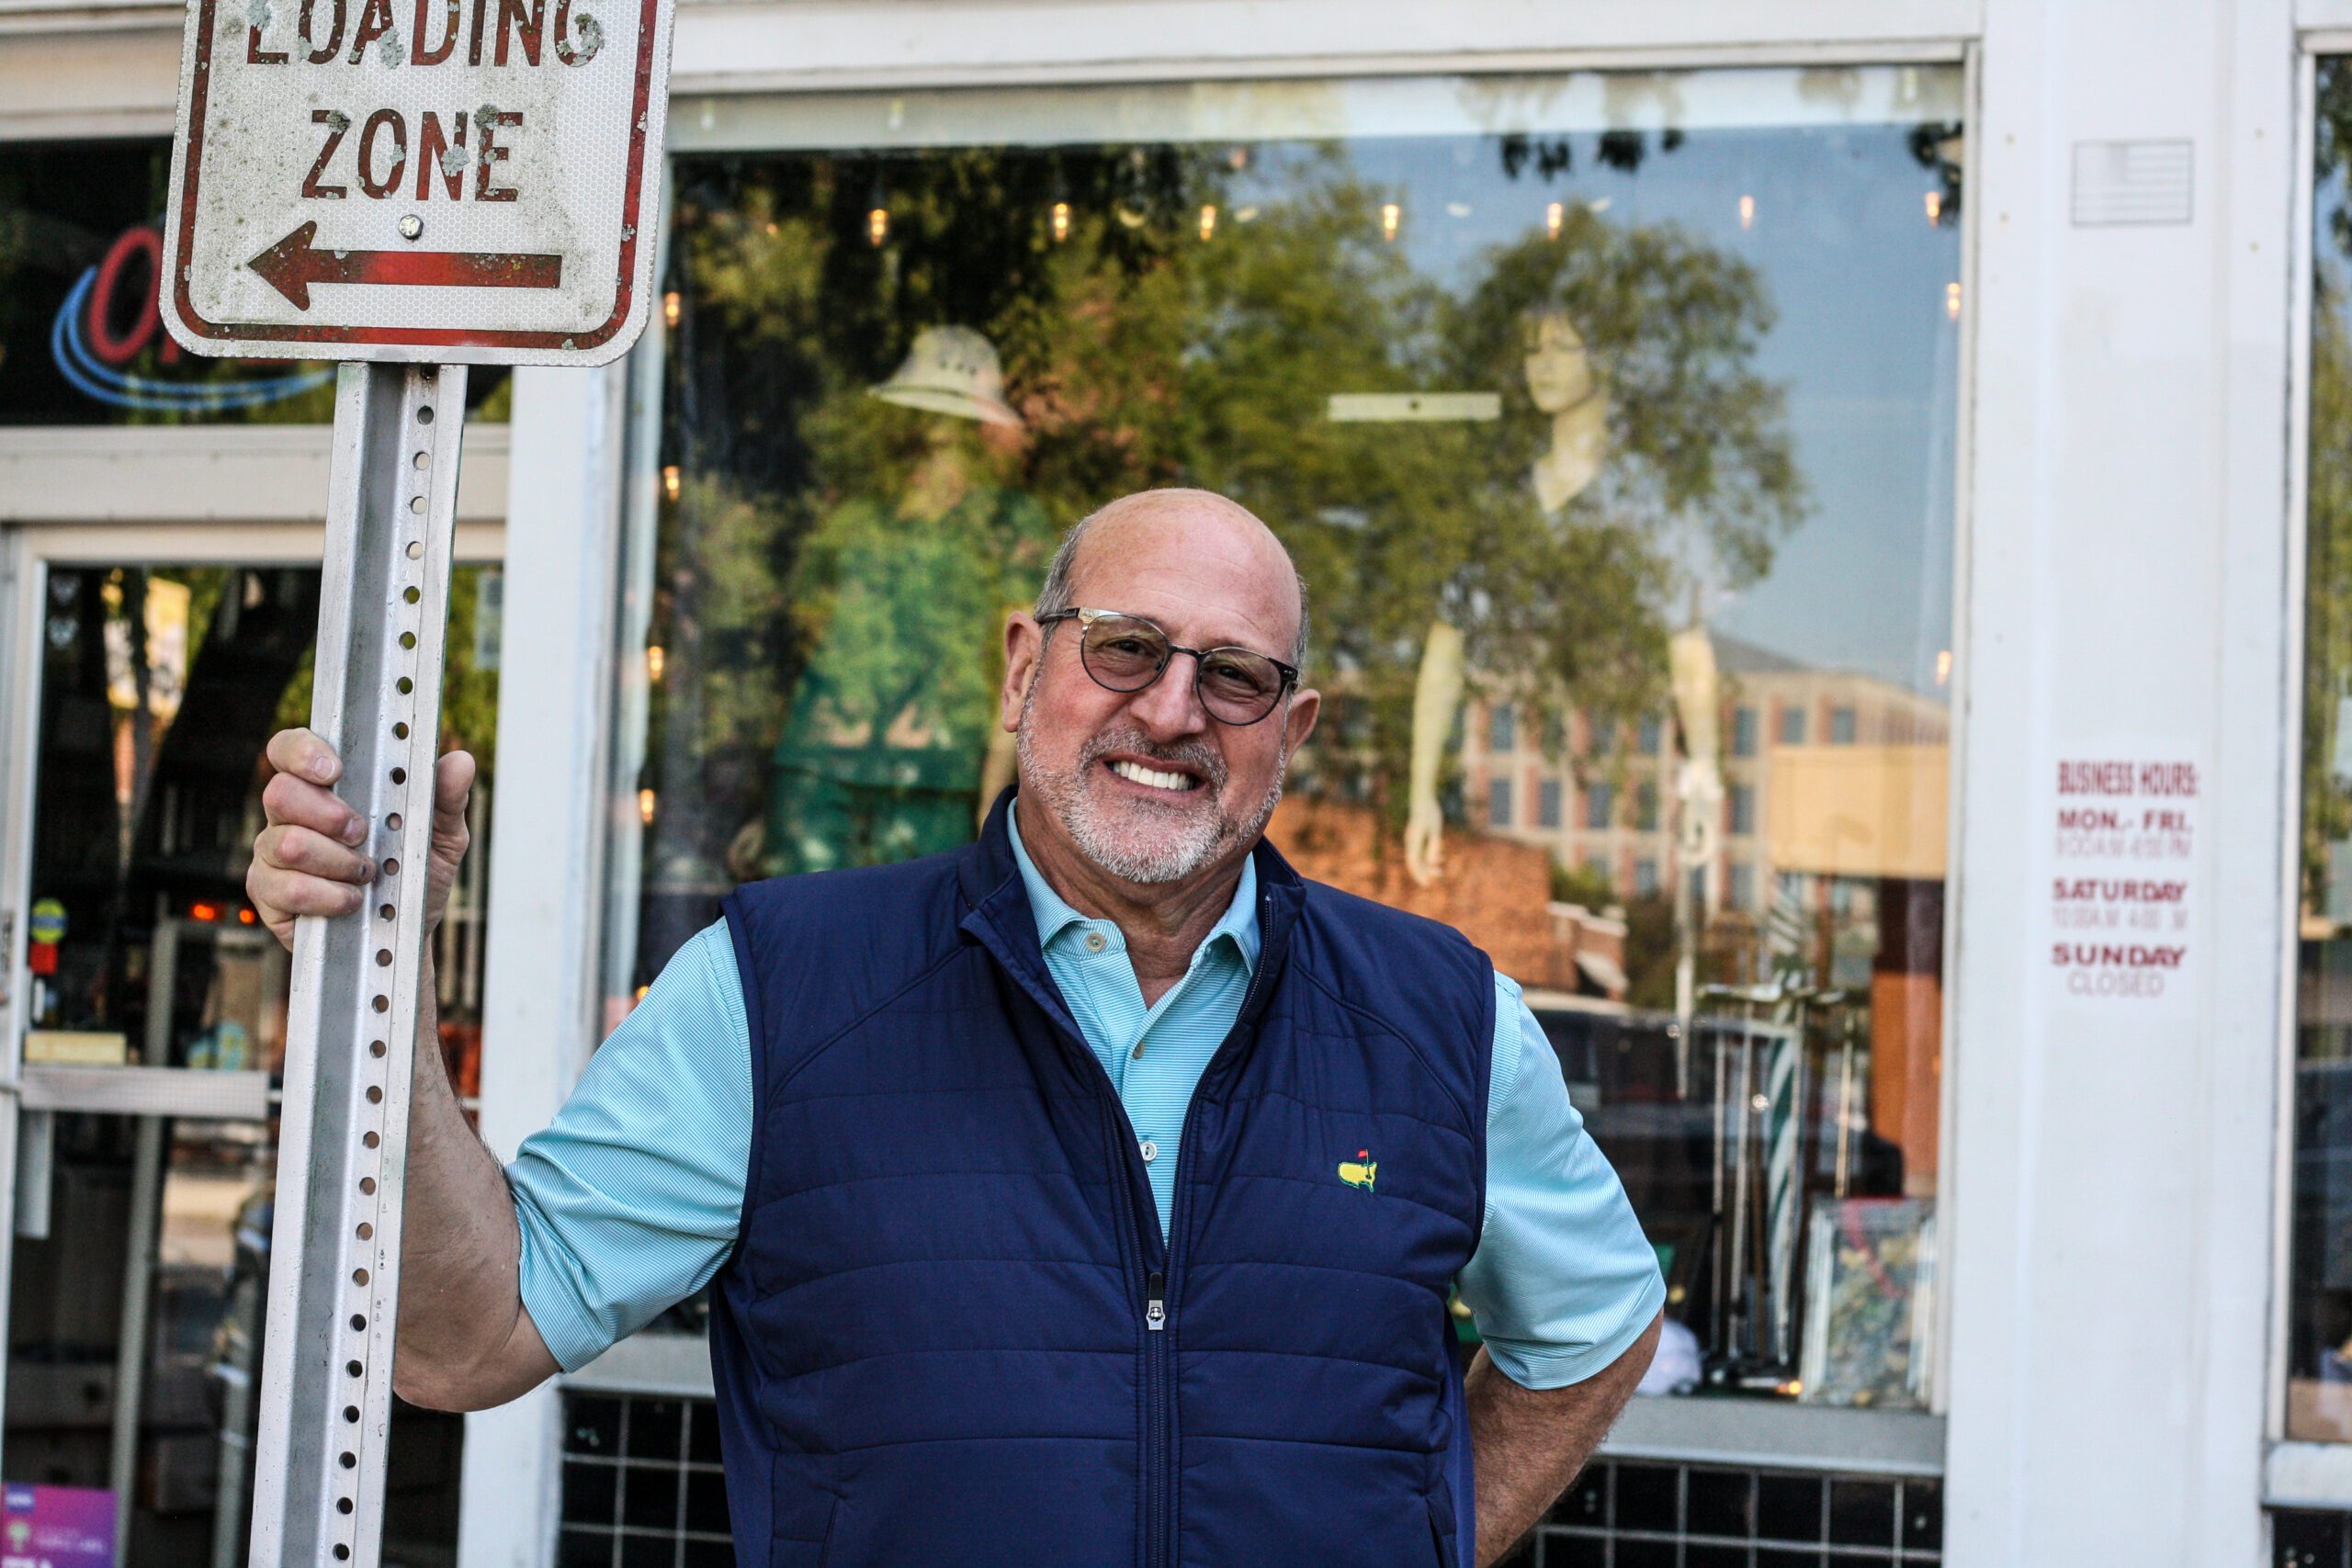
[
  {"left": 1084, "top": 930, "right": 1107, "bottom": 953},
  {"left": 1138, "top": 1139, "right": 1159, "bottom": 1163}
]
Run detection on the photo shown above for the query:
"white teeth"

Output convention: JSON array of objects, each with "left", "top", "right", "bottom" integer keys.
[{"left": 1111, "top": 760, "right": 1195, "bottom": 792}]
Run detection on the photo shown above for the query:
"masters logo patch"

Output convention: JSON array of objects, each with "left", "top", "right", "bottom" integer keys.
[{"left": 1338, "top": 1150, "right": 1376, "bottom": 1191}]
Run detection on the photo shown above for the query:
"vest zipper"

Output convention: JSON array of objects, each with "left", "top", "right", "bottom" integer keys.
[
  {"left": 1146, "top": 908, "right": 1276, "bottom": 1568},
  {"left": 1143, "top": 1268, "right": 1169, "bottom": 1568}
]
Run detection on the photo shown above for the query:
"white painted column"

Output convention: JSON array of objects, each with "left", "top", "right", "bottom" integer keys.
[
  {"left": 1946, "top": 4, "right": 2293, "bottom": 1564},
  {"left": 456, "top": 362, "right": 630, "bottom": 1568}
]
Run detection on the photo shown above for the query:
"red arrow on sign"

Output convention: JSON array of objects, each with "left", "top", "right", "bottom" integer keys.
[{"left": 246, "top": 221, "right": 564, "bottom": 310}]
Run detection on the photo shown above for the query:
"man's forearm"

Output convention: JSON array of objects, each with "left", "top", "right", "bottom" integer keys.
[
  {"left": 1467, "top": 1315, "right": 1661, "bottom": 1566},
  {"left": 390, "top": 957, "right": 554, "bottom": 1409}
]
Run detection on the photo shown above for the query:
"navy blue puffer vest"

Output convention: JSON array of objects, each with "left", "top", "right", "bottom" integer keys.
[{"left": 711, "top": 793, "right": 1494, "bottom": 1568}]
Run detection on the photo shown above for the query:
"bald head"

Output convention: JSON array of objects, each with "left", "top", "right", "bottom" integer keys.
[{"left": 1035, "top": 489, "right": 1309, "bottom": 669}]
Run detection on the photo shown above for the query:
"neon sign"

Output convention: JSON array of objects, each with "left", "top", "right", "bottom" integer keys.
[{"left": 50, "top": 222, "right": 334, "bottom": 412}]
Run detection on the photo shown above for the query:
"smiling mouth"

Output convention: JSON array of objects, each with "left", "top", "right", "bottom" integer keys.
[{"left": 1106, "top": 758, "right": 1204, "bottom": 794}]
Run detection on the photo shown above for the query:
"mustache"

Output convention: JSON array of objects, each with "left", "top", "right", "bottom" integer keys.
[{"left": 1077, "top": 726, "right": 1227, "bottom": 792}]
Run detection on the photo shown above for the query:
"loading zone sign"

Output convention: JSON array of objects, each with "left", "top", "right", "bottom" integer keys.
[{"left": 161, "top": 0, "right": 674, "bottom": 364}]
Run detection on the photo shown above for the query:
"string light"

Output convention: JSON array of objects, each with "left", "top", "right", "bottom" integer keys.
[
  {"left": 1545, "top": 200, "right": 1564, "bottom": 241},
  {"left": 1934, "top": 650, "right": 1951, "bottom": 686},
  {"left": 1738, "top": 194, "right": 1755, "bottom": 230},
  {"left": 867, "top": 206, "right": 889, "bottom": 246},
  {"left": 1924, "top": 191, "right": 1943, "bottom": 224},
  {"left": 1051, "top": 200, "right": 1071, "bottom": 243},
  {"left": 1199, "top": 204, "right": 1216, "bottom": 242},
  {"left": 662, "top": 465, "right": 681, "bottom": 502},
  {"left": 646, "top": 645, "right": 666, "bottom": 683},
  {"left": 662, "top": 291, "right": 681, "bottom": 329},
  {"left": 639, "top": 788, "right": 657, "bottom": 826},
  {"left": 1945, "top": 281, "right": 1962, "bottom": 320},
  {"left": 1381, "top": 202, "right": 1400, "bottom": 242}
]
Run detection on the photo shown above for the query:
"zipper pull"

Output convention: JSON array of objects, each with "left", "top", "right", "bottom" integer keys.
[{"left": 1146, "top": 1270, "right": 1166, "bottom": 1332}]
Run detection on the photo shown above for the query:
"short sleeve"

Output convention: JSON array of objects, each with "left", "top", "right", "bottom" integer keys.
[
  {"left": 508, "top": 919, "right": 755, "bottom": 1371},
  {"left": 1456, "top": 974, "right": 1666, "bottom": 1389}
]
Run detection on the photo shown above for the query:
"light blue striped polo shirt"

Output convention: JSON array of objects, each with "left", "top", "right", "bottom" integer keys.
[{"left": 508, "top": 803, "right": 1664, "bottom": 1390}]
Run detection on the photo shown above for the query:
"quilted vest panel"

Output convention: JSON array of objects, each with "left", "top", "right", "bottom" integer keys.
[{"left": 708, "top": 794, "right": 1493, "bottom": 1568}]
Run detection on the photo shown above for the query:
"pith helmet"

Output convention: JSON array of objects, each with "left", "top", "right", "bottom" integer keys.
[{"left": 868, "top": 324, "right": 1024, "bottom": 428}]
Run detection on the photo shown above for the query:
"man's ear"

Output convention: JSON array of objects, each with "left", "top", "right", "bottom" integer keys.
[
  {"left": 1001, "top": 613, "right": 1046, "bottom": 732},
  {"left": 1282, "top": 684, "right": 1320, "bottom": 761}
]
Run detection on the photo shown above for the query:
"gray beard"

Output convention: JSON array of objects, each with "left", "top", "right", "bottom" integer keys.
[{"left": 1015, "top": 689, "right": 1284, "bottom": 885}]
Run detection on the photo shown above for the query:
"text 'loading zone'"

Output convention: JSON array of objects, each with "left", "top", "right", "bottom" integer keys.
[{"left": 162, "top": 0, "right": 673, "bottom": 364}]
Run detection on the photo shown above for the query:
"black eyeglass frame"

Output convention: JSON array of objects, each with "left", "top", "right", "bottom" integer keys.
[{"left": 1037, "top": 606, "right": 1301, "bottom": 727}]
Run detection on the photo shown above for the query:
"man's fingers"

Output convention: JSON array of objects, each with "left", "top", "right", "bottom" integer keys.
[
  {"left": 262, "top": 769, "right": 368, "bottom": 844},
  {"left": 256, "top": 822, "right": 377, "bottom": 886},
  {"left": 266, "top": 727, "right": 343, "bottom": 787},
  {"left": 433, "top": 750, "right": 476, "bottom": 822},
  {"left": 248, "top": 862, "right": 368, "bottom": 920}
]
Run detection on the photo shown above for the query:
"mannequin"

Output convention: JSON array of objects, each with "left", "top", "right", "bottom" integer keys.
[
  {"left": 763, "top": 326, "right": 1049, "bottom": 873},
  {"left": 1404, "top": 310, "right": 1610, "bottom": 886}
]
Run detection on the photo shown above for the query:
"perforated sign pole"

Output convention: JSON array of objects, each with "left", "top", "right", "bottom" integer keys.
[
  {"left": 246, "top": 361, "right": 466, "bottom": 1568},
  {"left": 156, "top": 0, "right": 671, "bottom": 1548}
]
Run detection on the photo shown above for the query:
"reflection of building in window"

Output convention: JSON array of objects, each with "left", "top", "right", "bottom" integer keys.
[{"left": 1464, "top": 634, "right": 1951, "bottom": 950}]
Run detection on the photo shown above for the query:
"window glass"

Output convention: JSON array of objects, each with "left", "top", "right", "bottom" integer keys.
[
  {"left": 1729, "top": 783, "right": 1758, "bottom": 837},
  {"left": 1490, "top": 703, "right": 1518, "bottom": 752},
  {"left": 10, "top": 561, "right": 499, "bottom": 1559},
  {"left": 2290, "top": 56, "right": 2352, "bottom": 1441},
  {"left": 1830, "top": 705, "right": 1858, "bottom": 744},
  {"left": 0, "top": 141, "right": 509, "bottom": 425},
  {"left": 609, "top": 64, "right": 1962, "bottom": 1406},
  {"left": 1779, "top": 705, "right": 1809, "bottom": 746}
]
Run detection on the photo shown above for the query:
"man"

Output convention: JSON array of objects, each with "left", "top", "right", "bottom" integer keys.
[{"left": 249, "top": 488, "right": 1662, "bottom": 1567}]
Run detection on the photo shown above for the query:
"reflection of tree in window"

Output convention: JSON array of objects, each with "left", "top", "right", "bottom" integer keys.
[{"left": 639, "top": 133, "right": 1802, "bottom": 970}]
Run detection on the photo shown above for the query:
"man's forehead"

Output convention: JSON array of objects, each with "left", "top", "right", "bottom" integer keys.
[{"left": 1068, "top": 499, "right": 1298, "bottom": 648}]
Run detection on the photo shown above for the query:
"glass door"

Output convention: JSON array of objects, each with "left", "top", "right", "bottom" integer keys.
[{"left": 0, "top": 538, "right": 501, "bottom": 1567}]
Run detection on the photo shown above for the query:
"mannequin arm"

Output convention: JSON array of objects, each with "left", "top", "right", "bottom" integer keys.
[{"left": 1406, "top": 619, "right": 1466, "bottom": 886}]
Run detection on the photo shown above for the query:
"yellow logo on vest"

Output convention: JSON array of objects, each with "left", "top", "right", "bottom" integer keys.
[{"left": 1338, "top": 1150, "right": 1376, "bottom": 1191}]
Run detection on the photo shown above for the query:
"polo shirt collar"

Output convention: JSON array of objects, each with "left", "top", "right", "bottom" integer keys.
[{"left": 1008, "top": 796, "right": 1261, "bottom": 976}]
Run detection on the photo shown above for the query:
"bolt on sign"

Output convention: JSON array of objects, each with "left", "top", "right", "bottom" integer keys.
[{"left": 161, "top": 0, "right": 674, "bottom": 363}]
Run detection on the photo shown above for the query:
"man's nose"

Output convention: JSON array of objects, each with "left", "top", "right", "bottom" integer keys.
[{"left": 1126, "top": 651, "right": 1212, "bottom": 739}]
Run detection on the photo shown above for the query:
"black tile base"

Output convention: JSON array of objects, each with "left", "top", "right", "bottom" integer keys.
[{"left": 1497, "top": 1460, "right": 1942, "bottom": 1567}]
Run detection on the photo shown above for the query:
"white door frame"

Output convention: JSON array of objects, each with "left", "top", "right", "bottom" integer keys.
[{"left": 0, "top": 520, "right": 503, "bottom": 1517}]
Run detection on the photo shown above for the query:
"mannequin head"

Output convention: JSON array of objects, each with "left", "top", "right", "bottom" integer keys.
[{"left": 1521, "top": 310, "right": 1600, "bottom": 413}]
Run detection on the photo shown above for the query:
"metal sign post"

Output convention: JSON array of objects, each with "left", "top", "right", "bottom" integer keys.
[
  {"left": 157, "top": 0, "right": 671, "bottom": 1551},
  {"left": 250, "top": 361, "right": 467, "bottom": 1567}
]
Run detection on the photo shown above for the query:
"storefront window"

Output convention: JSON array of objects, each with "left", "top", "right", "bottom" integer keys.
[
  {"left": 607, "top": 65, "right": 1962, "bottom": 1405},
  {"left": 2288, "top": 56, "right": 2352, "bottom": 1443},
  {"left": 0, "top": 141, "right": 507, "bottom": 424},
  {"left": 8, "top": 560, "right": 500, "bottom": 1558}
]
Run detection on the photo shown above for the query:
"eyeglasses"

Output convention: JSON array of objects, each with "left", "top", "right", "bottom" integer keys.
[{"left": 1038, "top": 607, "right": 1298, "bottom": 727}]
